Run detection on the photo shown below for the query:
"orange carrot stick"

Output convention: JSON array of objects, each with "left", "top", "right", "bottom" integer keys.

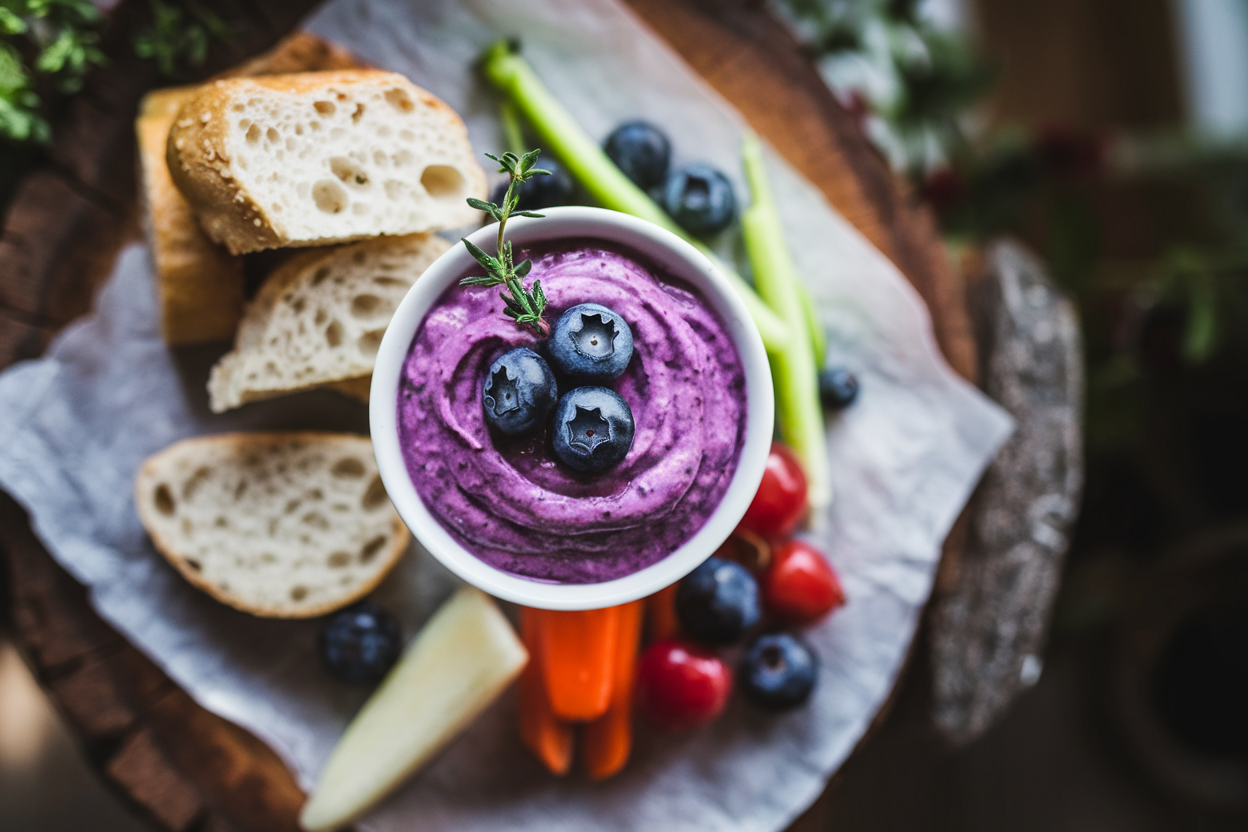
[
  {"left": 535, "top": 606, "right": 621, "bottom": 721},
  {"left": 518, "top": 607, "right": 574, "bottom": 775},
  {"left": 583, "top": 600, "right": 644, "bottom": 780},
  {"left": 646, "top": 583, "right": 680, "bottom": 642}
]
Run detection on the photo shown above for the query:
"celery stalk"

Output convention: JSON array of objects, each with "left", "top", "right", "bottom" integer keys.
[
  {"left": 797, "top": 280, "right": 828, "bottom": 370},
  {"left": 500, "top": 100, "right": 527, "bottom": 157},
  {"left": 479, "top": 41, "right": 789, "bottom": 354},
  {"left": 740, "top": 132, "right": 831, "bottom": 509}
]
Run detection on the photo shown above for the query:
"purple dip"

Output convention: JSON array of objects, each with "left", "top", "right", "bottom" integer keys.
[{"left": 397, "top": 240, "right": 747, "bottom": 584}]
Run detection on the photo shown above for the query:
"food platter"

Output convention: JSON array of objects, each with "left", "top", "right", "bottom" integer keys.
[{"left": 0, "top": 0, "right": 994, "bottom": 830}]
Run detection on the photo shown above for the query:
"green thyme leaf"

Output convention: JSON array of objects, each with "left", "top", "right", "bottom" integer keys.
[{"left": 459, "top": 148, "right": 553, "bottom": 337}]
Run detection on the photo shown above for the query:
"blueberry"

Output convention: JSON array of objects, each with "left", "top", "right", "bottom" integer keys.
[
  {"left": 603, "top": 120, "right": 672, "bottom": 190},
  {"left": 739, "top": 633, "right": 817, "bottom": 710},
  {"left": 547, "top": 303, "right": 634, "bottom": 384},
  {"left": 483, "top": 348, "right": 558, "bottom": 436},
  {"left": 818, "top": 367, "right": 859, "bottom": 409},
  {"left": 662, "top": 164, "right": 737, "bottom": 236},
  {"left": 551, "top": 386, "right": 634, "bottom": 473},
  {"left": 319, "top": 602, "right": 403, "bottom": 684},
  {"left": 489, "top": 157, "right": 574, "bottom": 212},
  {"left": 676, "top": 556, "right": 761, "bottom": 646}
]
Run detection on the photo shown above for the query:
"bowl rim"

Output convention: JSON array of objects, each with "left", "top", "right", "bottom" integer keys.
[{"left": 370, "top": 206, "right": 773, "bottom": 610}]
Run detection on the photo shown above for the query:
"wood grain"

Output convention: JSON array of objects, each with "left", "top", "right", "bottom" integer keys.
[{"left": 0, "top": 1, "right": 976, "bottom": 829}]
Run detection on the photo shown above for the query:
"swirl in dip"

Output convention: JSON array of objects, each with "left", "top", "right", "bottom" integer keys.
[{"left": 397, "top": 240, "right": 747, "bottom": 583}]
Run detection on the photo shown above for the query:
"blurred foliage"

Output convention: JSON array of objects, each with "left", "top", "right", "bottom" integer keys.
[
  {"left": 132, "top": 0, "right": 229, "bottom": 79},
  {"left": 773, "top": 0, "right": 994, "bottom": 177},
  {"left": 0, "top": 0, "right": 231, "bottom": 216},
  {"left": 0, "top": 0, "right": 106, "bottom": 144}
]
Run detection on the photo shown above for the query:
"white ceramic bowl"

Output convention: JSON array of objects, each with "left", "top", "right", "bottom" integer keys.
[{"left": 371, "top": 207, "right": 773, "bottom": 610}]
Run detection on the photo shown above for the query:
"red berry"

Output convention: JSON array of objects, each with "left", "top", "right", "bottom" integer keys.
[
  {"left": 740, "top": 442, "right": 808, "bottom": 539},
  {"left": 762, "top": 540, "right": 846, "bottom": 625},
  {"left": 636, "top": 639, "right": 732, "bottom": 732}
]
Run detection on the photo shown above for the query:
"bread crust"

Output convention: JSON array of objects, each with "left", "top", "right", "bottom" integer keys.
[
  {"left": 328, "top": 375, "right": 372, "bottom": 403},
  {"left": 138, "top": 86, "right": 247, "bottom": 344},
  {"left": 206, "top": 233, "right": 448, "bottom": 412},
  {"left": 134, "top": 432, "right": 410, "bottom": 619},
  {"left": 137, "top": 32, "right": 368, "bottom": 346},
  {"left": 217, "top": 31, "right": 360, "bottom": 79},
  {"left": 166, "top": 71, "right": 485, "bottom": 254}
]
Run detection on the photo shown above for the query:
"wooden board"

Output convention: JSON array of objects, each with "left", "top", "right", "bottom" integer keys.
[{"left": 0, "top": 1, "right": 976, "bottom": 830}]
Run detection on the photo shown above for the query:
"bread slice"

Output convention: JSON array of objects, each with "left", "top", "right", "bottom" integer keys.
[
  {"left": 135, "top": 432, "right": 409, "bottom": 618},
  {"left": 328, "top": 375, "right": 373, "bottom": 403},
  {"left": 138, "top": 86, "right": 247, "bottom": 345},
  {"left": 137, "top": 32, "right": 365, "bottom": 346},
  {"left": 207, "top": 232, "right": 448, "bottom": 413},
  {"left": 166, "top": 70, "right": 486, "bottom": 254}
]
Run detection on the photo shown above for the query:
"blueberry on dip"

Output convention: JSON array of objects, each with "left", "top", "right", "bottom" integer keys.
[
  {"left": 482, "top": 348, "right": 558, "bottom": 435},
  {"left": 551, "top": 386, "right": 635, "bottom": 473},
  {"left": 547, "top": 303, "right": 634, "bottom": 384}
]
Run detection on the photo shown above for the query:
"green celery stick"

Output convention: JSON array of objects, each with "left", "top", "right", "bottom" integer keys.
[
  {"left": 740, "top": 131, "right": 831, "bottom": 509},
  {"left": 797, "top": 280, "right": 828, "bottom": 370},
  {"left": 500, "top": 99, "right": 527, "bottom": 157},
  {"left": 479, "top": 40, "right": 789, "bottom": 354}
]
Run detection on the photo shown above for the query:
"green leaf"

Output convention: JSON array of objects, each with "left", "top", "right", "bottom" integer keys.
[
  {"left": 461, "top": 237, "right": 501, "bottom": 271},
  {"left": 515, "top": 211, "right": 545, "bottom": 218},
  {"left": 131, "top": 0, "right": 232, "bottom": 79},
  {"left": 461, "top": 145, "right": 550, "bottom": 335},
  {"left": 1183, "top": 275, "right": 1218, "bottom": 363},
  {"left": 0, "top": 8, "right": 27, "bottom": 34}
]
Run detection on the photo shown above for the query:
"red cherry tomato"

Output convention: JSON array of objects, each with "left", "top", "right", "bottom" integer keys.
[
  {"left": 636, "top": 639, "right": 732, "bottom": 732},
  {"left": 740, "top": 442, "right": 808, "bottom": 538},
  {"left": 762, "top": 539, "right": 846, "bottom": 625}
]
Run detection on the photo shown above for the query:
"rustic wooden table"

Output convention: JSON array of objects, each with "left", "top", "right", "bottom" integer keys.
[{"left": 0, "top": 1, "right": 977, "bottom": 830}]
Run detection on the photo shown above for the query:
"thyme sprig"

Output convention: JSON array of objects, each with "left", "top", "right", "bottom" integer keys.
[{"left": 461, "top": 149, "right": 552, "bottom": 337}]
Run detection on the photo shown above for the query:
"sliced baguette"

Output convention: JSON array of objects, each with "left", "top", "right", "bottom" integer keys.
[
  {"left": 138, "top": 86, "right": 247, "bottom": 345},
  {"left": 207, "top": 232, "right": 448, "bottom": 413},
  {"left": 135, "top": 432, "right": 409, "bottom": 618},
  {"left": 137, "top": 32, "right": 365, "bottom": 346},
  {"left": 166, "top": 70, "right": 486, "bottom": 254},
  {"left": 327, "top": 375, "right": 372, "bottom": 403}
]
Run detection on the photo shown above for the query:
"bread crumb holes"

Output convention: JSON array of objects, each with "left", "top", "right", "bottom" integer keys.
[
  {"left": 154, "top": 484, "right": 176, "bottom": 515},
  {"left": 312, "top": 179, "right": 348, "bottom": 213},
  {"left": 332, "top": 458, "right": 366, "bottom": 478},
  {"left": 420, "top": 165, "right": 465, "bottom": 199},
  {"left": 384, "top": 88, "right": 415, "bottom": 112}
]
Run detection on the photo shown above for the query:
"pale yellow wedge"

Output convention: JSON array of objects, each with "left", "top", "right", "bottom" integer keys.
[{"left": 300, "top": 586, "right": 528, "bottom": 831}]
